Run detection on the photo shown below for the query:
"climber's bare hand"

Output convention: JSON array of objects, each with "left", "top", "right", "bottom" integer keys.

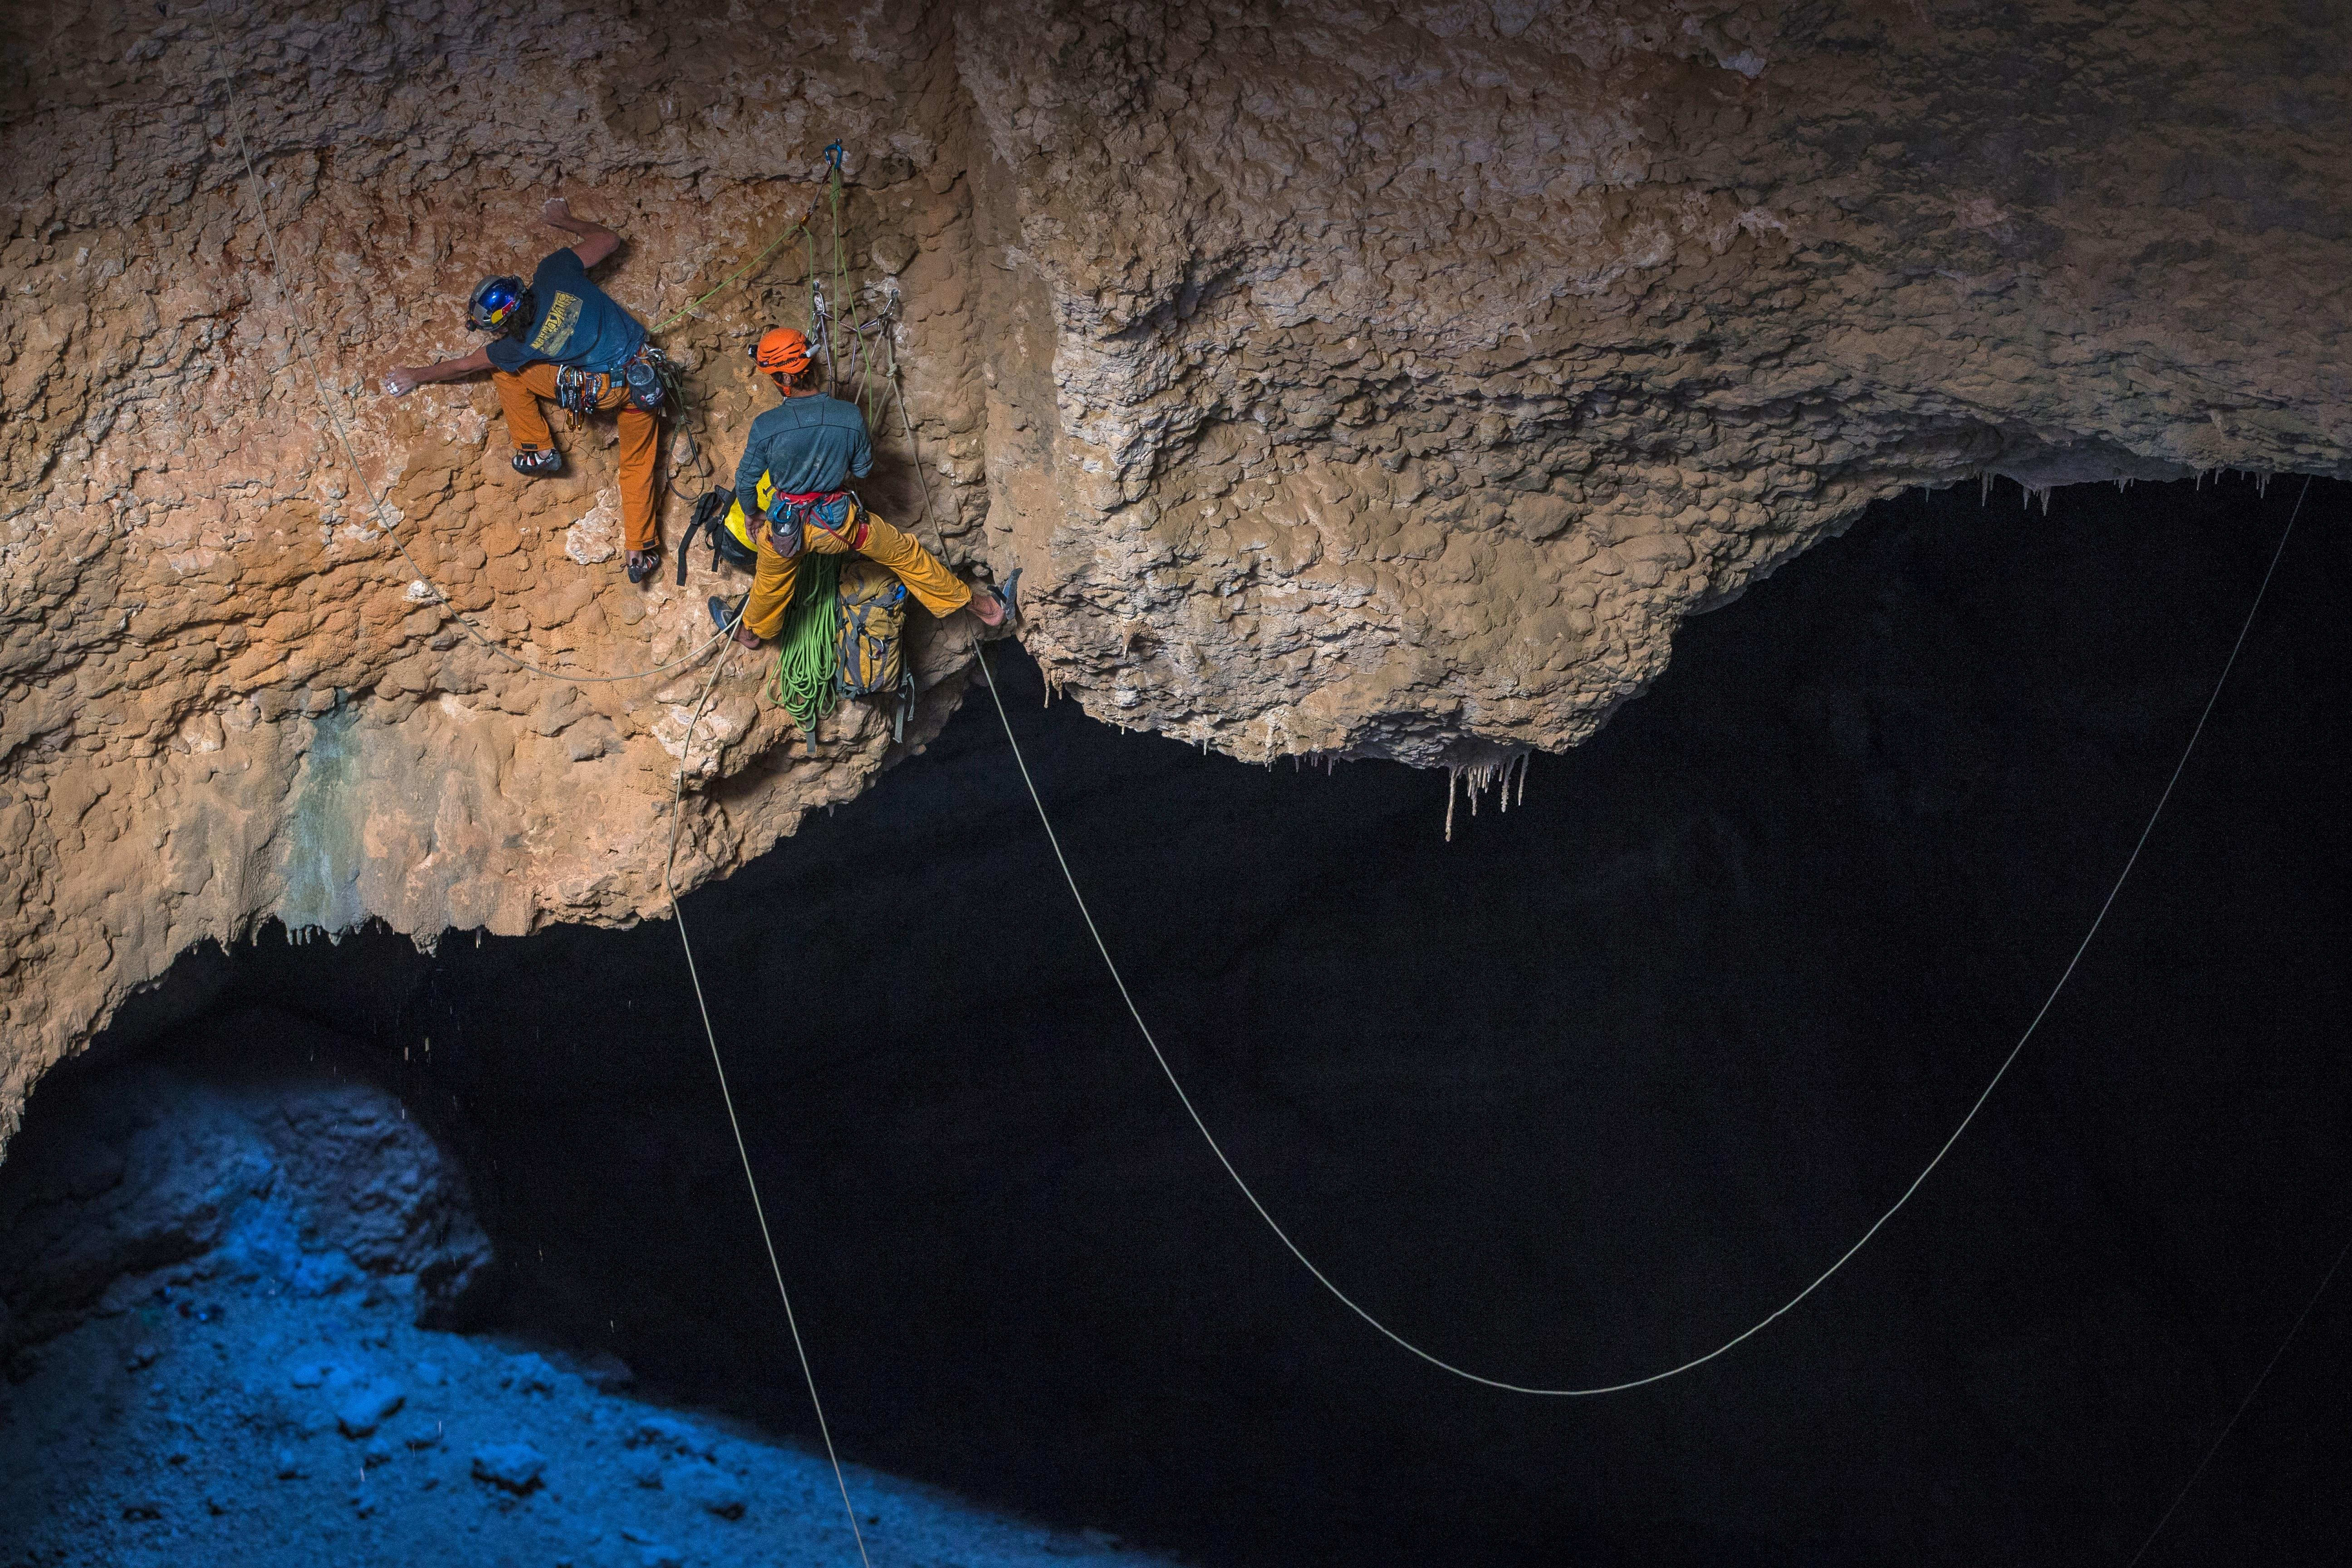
[
  {"left": 542, "top": 197, "right": 575, "bottom": 228},
  {"left": 966, "top": 586, "right": 1006, "bottom": 628},
  {"left": 383, "top": 368, "right": 420, "bottom": 398}
]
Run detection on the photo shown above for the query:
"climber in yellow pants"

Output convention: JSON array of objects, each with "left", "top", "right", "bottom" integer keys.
[
  {"left": 713, "top": 327, "right": 1003, "bottom": 647},
  {"left": 740, "top": 497, "right": 969, "bottom": 639}
]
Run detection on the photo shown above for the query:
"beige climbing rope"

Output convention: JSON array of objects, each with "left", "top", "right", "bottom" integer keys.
[
  {"left": 662, "top": 646, "right": 874, "bottom": 1568},
  {"left": 965, "top": 479, "right": 2308, "bottom": 1396}
]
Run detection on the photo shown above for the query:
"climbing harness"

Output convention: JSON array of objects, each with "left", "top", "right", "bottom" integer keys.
[
  {"left": 722, "top": 488, "right": 919, "bottom": 750},
  {"left": 764, "top": 489, "right": 865, "bottom": 558},
  {"left": 229, "top": 49, "right": 2327, "bottom": 1419},
  {"left": 224, "top": 74, "right": 865, "bottom": 688},
  {"left": 221, "top": 87, "right": 729, "bottom": 687},
  {"left": 553, "top": 344, "right": 672, "bottom": 417},
  {"left": 964, "top": 480, "right": 2310, "bottom": 1396},
  {"left": 227, "top": 52, "right": 875, "bottom": 1561},
  {"left": 221, "top": 60, "right": 878, "bottom": 1563},
  {"left": 206, "top": 50, "right": 2349, "bottom": 1553}
]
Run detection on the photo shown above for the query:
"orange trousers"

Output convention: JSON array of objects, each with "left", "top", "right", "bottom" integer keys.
[
  {"left": 743, "top": 504, "right": 970, "bottom": 641},
  {"left": 492, "top": 363, "right": 660, "bottom": 551}
]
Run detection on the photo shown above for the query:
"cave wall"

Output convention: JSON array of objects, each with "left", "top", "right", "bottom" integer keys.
[{"left": 4, "top": 0, "right": 2349, "bottom": 1144}]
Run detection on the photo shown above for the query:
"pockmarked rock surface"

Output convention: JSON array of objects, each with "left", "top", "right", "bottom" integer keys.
[{"left": 4, "top": 0, "right": 2348, "bottom": 1144}]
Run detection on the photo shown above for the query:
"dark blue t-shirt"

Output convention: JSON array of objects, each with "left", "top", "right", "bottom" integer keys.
[{"left": 483, "top": 249, "right": 646, "bottom": 374}]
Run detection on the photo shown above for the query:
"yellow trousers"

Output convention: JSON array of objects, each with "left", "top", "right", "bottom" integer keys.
[{"left": 743, "top": 503, "right": 970, "bottom": 641}]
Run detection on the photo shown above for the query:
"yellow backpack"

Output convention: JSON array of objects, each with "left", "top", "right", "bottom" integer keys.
[
  {"left": 835, "top": 556, "right": 914, "bottom": 737},
  {"left": 720, "top": 473, "right": 780, "bottom": 559}
]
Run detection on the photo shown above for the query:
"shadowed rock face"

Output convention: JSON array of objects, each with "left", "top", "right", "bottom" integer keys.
[
  {"left": 0, "top": 1009, "right": 1173, "bottom": 1568},
  {"left": 0, "top": 1008, "right": 490, "bottom": 1354},
  {"left": 3, "top": 0, "right": 2348, "bottom": 1139}
]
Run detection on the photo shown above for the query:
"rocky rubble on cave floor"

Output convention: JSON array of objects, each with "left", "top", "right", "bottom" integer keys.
[
  {"left": 0, "top": 1019, "right": 1166, "bottom": 1568},
  {"left": 0, "top": 1282, "right": 1164, "bottom": 1568}
]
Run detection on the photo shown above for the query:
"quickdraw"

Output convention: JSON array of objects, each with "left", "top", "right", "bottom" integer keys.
[{"left": 553, "top": 362, "right": 614, "bottom": 416}]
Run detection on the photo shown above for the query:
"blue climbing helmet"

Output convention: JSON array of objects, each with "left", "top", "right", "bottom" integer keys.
[{"left": 466, "top": 274, "right": 529, "bottom": 334}]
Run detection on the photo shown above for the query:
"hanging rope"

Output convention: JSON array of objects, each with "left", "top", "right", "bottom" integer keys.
[
  {"left": 817, "top": 141, "right": 847, "bottom": 385},
  {"left": 229, "top": 71, "right": 882, "bottom": 690},
  {"left": 649, "top": 146, "right": 856, "bottom": 335},
  {"left": 768, "top": 551, "right": 845, "bottom": 741},
  {"left": 662, "top": 629, "right": 874, "bottom": 1568},
  {"left": 223, "top": 64, "right": 877, "bottom": 1555},
  {"left": 652, "top": 220, "right": 804, "bottom": 334},
  {"left": 965, "top": 476, "right": 2309, "bottom": 1396},
  {"left": 2127, "top": 1224, "right": 2352, "bottom": 1566},
  {"left": 806, "top": 227, "right": 821, "bottom": 345}
]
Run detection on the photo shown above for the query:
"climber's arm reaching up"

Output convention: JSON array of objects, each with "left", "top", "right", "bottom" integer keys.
[{"left": 542, "top": 198, "right": 619, "bottom": 269}]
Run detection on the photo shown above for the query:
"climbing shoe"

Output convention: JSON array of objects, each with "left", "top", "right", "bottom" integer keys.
[
  {"left": 511, "top": 447, "right": 562, "bottom": 478},
  {"left": 709, "top": 593, "right": 749, "bottom": 635}
]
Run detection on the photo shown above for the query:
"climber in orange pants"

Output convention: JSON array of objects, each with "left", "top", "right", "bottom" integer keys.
[
  {"left": 382, "top": 198, "right": 667, "bottom": 583},
  {"left": 487, "top": 361, "right": 661, "bottom": 565},
  {"left": 712, "top": 328, "right": 1003, "bottom": 646}
]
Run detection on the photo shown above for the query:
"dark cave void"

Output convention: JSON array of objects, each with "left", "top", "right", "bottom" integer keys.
[{"left": 14, "top": 476, "right": 2352, "bottom": 1567}]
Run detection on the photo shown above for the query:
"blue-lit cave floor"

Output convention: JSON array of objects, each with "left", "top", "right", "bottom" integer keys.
[
  {"left": 0, "top": 1276, "right": 1160, "bottom": 1568},
  {"left": 0, "top": 1024, "right": 1161, "bottom": 1568}
]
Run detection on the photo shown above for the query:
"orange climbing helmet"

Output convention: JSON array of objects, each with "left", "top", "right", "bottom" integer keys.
[{"left": 750, "top": 327, "right": 813, "bottom": 376}]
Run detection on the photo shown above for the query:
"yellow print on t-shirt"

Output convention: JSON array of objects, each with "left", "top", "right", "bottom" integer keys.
[{"left": 530, "top": 292, "right": 582, "bottom": 356}]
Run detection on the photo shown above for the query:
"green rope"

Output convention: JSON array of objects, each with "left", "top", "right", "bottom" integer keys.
[
  {"left": 768, "top": 550, "right": 843, "bottom": 742},
  {"left": 652, "top": 220, "right": 805, "bottom": 334}
]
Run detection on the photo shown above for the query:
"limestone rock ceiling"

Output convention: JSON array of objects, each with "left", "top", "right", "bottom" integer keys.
[{"left": 1, "top": 0, "right": 2346, "bottom": 1147}]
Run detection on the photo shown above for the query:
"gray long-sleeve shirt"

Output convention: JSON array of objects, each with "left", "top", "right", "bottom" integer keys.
[{"left": 732, "top": 393, "right": 872, "bottom": 512}]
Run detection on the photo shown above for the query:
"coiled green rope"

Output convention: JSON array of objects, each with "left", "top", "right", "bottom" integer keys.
[{"left": 769, "top": 551, "right": 843, "bottom": 743}]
